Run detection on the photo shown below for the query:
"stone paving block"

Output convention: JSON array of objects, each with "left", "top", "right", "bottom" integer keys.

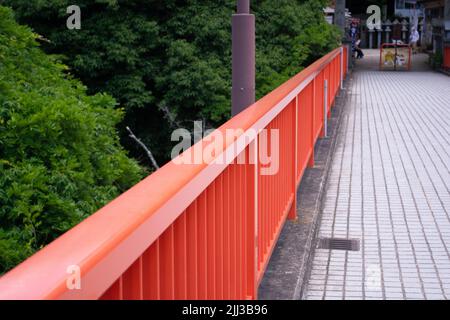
[{"left": 386, "top": 293, "right": 405, "bottom": 300}]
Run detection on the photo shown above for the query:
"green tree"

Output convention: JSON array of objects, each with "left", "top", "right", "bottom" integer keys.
[
  {"left": 3, "top": 0, "right": 340, "bottom": 164},
  {"left": 0, "top": 0, "right": 341, "bottom": 273},
  {"left": 254, "top": 0, "right": 341, "bottom": 98},
  {"left": 0, "top": 6, "right": 143, "bottom": 273}
]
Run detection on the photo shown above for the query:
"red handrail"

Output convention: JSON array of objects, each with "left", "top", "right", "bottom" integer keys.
[
  {"left": 444, "top": 45, "right": 450, "bottom": 70},
  {"left": 0, "top": 46, "right": 346, "bottom": 300}
]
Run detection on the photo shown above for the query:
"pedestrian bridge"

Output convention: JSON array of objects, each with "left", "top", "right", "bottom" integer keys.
[
  {"left": 304, "top": 50, "right": 450, "bottom": 300},
  {"left": 0, "top": 46, "right": 449, "bottom": 300}
]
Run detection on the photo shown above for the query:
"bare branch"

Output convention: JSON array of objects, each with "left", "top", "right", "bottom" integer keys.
[
  {"left": 159, "top": 103, "right": 182, "bottom": 129},
  {"left": 126, "top": 126, "right": 160, "bottom": 171}
]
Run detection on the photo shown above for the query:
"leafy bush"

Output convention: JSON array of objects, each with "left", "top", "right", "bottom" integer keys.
[{"left": 0, "top": 6, "right": 144, "bottom": 274}]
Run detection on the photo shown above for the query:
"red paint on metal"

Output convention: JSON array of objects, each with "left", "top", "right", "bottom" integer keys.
[
  {"left": 0, "top": 47, "right": 346, "bottom": 300},
  {"left": 444, "top": 45, "right": 450, "bottom": 70}
]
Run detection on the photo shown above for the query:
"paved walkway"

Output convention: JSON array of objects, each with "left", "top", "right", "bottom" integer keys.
[{"left": 304, "top": 51, "right": 450, "bottom": 300}]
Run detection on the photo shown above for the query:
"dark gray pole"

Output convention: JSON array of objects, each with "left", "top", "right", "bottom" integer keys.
[
  {"left": 335, "top": 0, "right": 352, "bottom": 70},
  {"left": 232, "top": 0, "right": 255, "bottom": 116},
  {"left": 334, "top": 0, "right": 346, "bottom": 34}
]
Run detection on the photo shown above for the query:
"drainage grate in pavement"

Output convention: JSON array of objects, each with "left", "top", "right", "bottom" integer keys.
[{"left": 317, "top": 238, "right": 360, "bottom": 251}]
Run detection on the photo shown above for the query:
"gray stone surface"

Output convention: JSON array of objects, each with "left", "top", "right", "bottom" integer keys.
[{"left": 304, "top": 52, "right": 450, "bottom": 300}]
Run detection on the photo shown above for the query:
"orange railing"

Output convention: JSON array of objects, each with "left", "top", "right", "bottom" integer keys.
[
  {"left": 0, "top": 46, "right": 347, "bottom": 300},
  {"left": 444, "top": 45, "right": 450, "bottom": 70}
]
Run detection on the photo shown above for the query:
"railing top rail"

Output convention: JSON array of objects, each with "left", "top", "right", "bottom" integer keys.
[{"left": 0, "top": 47, "right": 342, "bottom": 300}]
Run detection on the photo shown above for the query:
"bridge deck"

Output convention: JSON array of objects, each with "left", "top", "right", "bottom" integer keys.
[{"left": 305, "top": 50, "right": 450, "bottom": 300}]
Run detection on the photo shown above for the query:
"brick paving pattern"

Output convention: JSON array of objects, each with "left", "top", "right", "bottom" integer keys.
[{"left": 305, "top": 56, "right": 450, "bottom": 300}]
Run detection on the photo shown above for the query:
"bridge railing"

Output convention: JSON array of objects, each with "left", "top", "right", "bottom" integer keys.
[{"left": 0, "top": 46, "right": 347, "bottom": 300}]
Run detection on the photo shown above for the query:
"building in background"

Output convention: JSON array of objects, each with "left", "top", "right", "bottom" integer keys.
[
  {"left": 418, "top": 0, "right": 450, "bottom": 71},
  {"left": 326, "top": 0, "right": 449, "bottom": 69},
  {"left": 418, "top": 1, "right": 445, "bottom": 51},
  {"left": 395, "top": 0, "right": 425, "bottom": 23}
]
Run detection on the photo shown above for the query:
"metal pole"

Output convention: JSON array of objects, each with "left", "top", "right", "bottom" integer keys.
[
  {"left": 324, "top": 79, "right": 328, "bottom": 138},
  {"left": 232, "top": 0, "right": 255, "bottom": 116},
  {"left": 237, "top": 0, "right": 250, "bottom": 13},
  {"left": 334, "top": 0, "right": 346, "bottom": 35}
]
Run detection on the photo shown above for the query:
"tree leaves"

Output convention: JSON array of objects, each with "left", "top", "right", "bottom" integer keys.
[
  {"left": 4, "top": 0, "right": 340, "bottom": 164},
  {"left": 0, "top": 0, "right": 341, "bottom": 273},
  {"left": 0, "top": 6, "right": 143, "bottom": 274}
]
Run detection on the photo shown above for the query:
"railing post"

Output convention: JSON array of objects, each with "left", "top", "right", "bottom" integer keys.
[
  {"left": 323, "top": 79, "right": 328, "bottom": 138},
  {"left": 340, "top": 47, "right": 344, "bottom": 90},
  {"left": 288, "top": 97, "right": 298, "bottom": 221},
  {"left": 246, "top": 138, "right": 258, "bottom": 299},
  {"left": 308, "top": 81, "right": 315, "bottom": 168}
]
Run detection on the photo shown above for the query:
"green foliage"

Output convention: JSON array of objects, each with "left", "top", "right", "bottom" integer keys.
[
  {"left": 254, "top": 0, "right": 341, "bottom": 99},
  {"left": 0, "top": 6, "right": 144, "bottom": 273},
  {"left": 3, "top": 0, "right": 340, "bottom": 163}
]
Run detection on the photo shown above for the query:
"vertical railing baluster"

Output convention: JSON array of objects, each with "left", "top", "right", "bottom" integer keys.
[
  {"left": 324, "top": 79, "right": 329, "bottom": 138},
  {"left": 206, "top": 185, "right": 216, "bottom": 299},
  {"left": 160, "top": 226, "right": 175, "bottom": 300},
  {"left": 313, "top": 76, "right": 317, "bottom": 140},
  {"left": 101, "top": 276, "right": 123, "bottom": 300},
  {"left": 246, "top": 139, "right": 258, "bottom": 299},
  {"left": 340, "top": 47, "right": 344, "bottom": 90},
  {"left": 237, "top": 163, "right": 243, "bottom": 299},
  {"left": 215, "top": 175, "right": 224, "bottom": 300},
  {"left": 308, "top": 81, "right": 315, "bottom": 169},
  {"left": 122, "top": 257, "right": 143, "bottom": 300},
  {"left": 186, "top": 202, "right": 198, "bottom": 300},
  {"left": 142, "top": 239, "right": 160, "bottom": 300},
  {"left": 231, "top": 164, "right": 237, "bottom": 299},
  {"left": 224, "top": 168, "right": 230, "bottom": 299},
  {"left": 198, "top": 193, "right": 207, "bottom": 299},
  {"left": 289, "top": 98, "right": 298, "bottom": 220},
  {"left": 174, "top": 213, "right": 187, "bottom": 300}
]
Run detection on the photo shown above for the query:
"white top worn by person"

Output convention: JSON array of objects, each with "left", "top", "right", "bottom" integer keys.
[{"left": 410, "top": 29, "right": 420, "bottom": 44}]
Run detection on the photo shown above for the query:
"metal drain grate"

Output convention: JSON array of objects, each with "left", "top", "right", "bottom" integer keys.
[{"left": 318, "top": 238, "right": 360, "bottom": 251}]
